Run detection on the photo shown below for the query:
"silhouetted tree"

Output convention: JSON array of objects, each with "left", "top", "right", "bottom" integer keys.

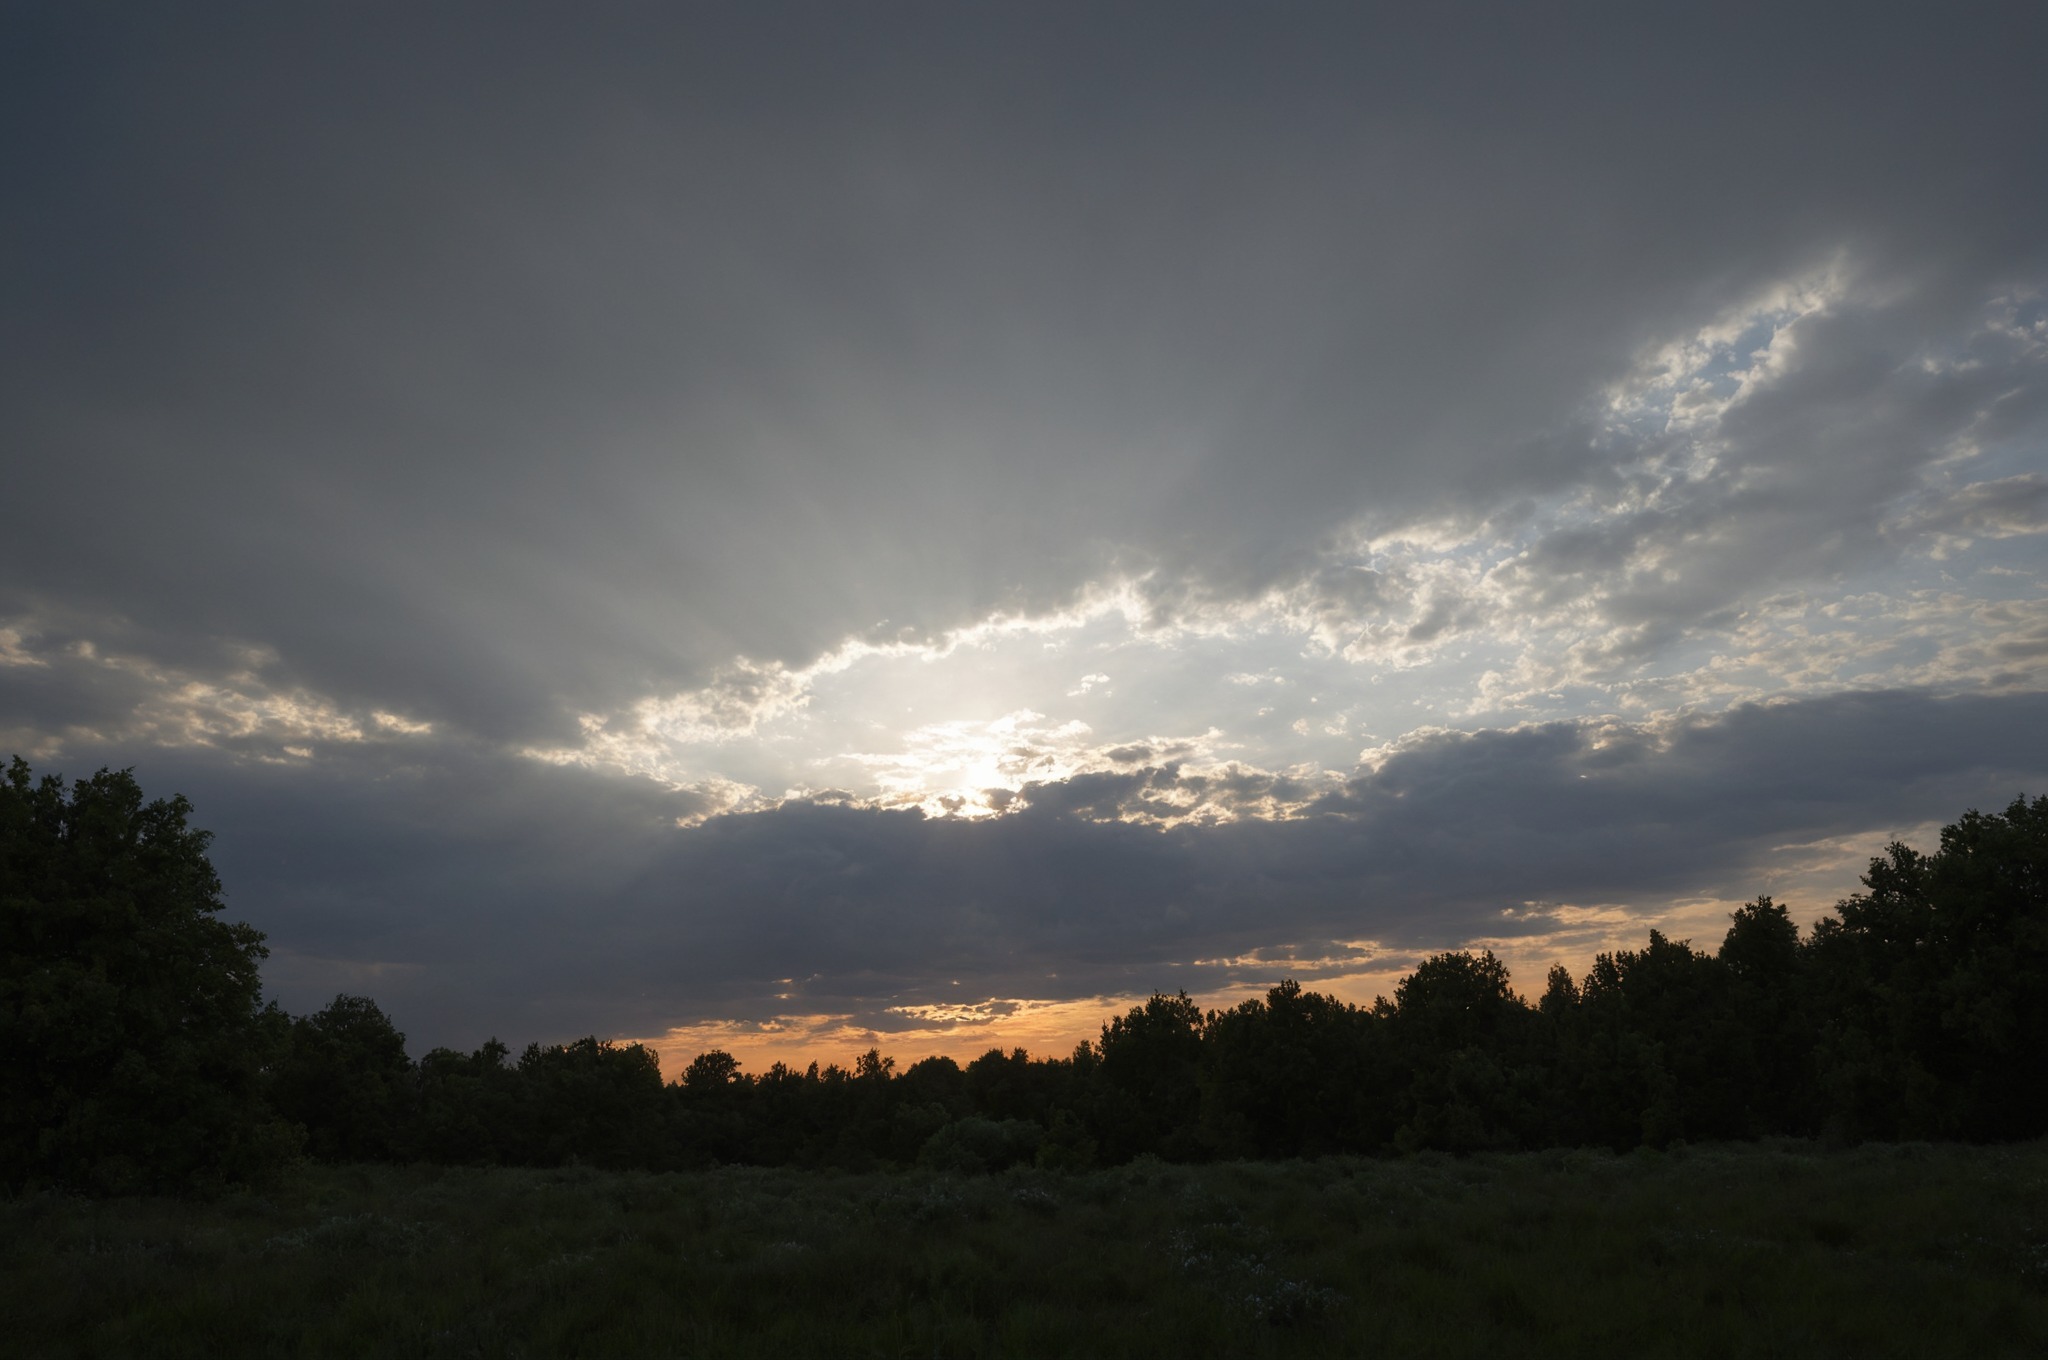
[
  {"left": 1095, "top": 992, "right": 1209, "bottom": 1160},
  {"left": 414, "top": 1038, "right": 518, "bottom": 1164},
  {"left": 967, "top": 1046, "right": 1070, "bottom": 1125},
  {"left": 1810, "top": 795, "right": 2048, "bottom": 1139},
  {"left": 1549, "top": 937, "right": 1704, "bottom": 1148},
  {"left": 511, "top": 1037, "right": 666, "bottom": 1168},
  {"left": 895, "top": 1054, "right": 968, "bottom": 1115},
  {"left": 0, "top": 759, "right": 295, "bottom": 1192},
  {"left": 1386, "top": 951, "right": 1536, "bottom": 1152},
  {"left": 1718, "top": 897, "right": 1814, "bottom": 1134},
  {"left": 1203, "top": 980, "right": 1376, "bottom": 1158},
  {"left": 666, "top": 1048, "right": 747, "bottom": 1165},
  {"left": 682, "top": 1049, "right": 742, "bottom": 1092},
  {"left": 271, "top": 994, "right": 414, "bottom": 1162},
  {"left": 739, "top": 1060, "right": 827, "bottom": 1166}
]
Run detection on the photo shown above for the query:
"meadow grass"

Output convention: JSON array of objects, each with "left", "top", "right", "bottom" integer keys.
[{"left": 6, "top": 1140, "right": 2046, "bottom": 1357}]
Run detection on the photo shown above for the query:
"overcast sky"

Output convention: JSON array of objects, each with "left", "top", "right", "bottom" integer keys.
[{"left": 6, "top": 3, "right": 2045, "bottom": 1070}]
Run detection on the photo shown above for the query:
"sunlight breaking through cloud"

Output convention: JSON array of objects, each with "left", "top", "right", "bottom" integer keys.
[{"left": 498, "top": 270, "right": 2047, "bottom": 836}]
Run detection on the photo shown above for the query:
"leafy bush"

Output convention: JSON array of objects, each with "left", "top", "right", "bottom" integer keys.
[{"left": 917, "top": 1117, "right": 1044, "bottom": 1174}]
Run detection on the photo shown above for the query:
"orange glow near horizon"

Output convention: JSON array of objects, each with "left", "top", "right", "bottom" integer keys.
[
  {"left": 627, "top": 994, "right": 1137, "bottom": 1080},
  {"left": 617, "top": 890, "right": 1848, "bottom": 1082}
]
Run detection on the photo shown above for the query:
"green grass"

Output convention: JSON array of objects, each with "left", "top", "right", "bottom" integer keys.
[{"left": 7, "top": 1141, "right": 2047, "bottom": 1357}]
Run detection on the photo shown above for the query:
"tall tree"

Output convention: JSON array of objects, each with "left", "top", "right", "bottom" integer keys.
[
  {"left": 1718, "top": 897, "right": 1813, "bottom": 1134},
  {"left": 1386, "top": 951, "right": 1536, "bottom": 1152},
  {"left": 1811, "top": 795, "right": 2048, "bottom": 1139},
  {"left": 271, "top": 994, "right": 414, "bottom": 1162},
  {"left": 1095, "top": 992, "right": 1209, "bottom": 1160},
  {"left": 1202, "top": 980, "right": 1376, "bottom": 1159},
  {"left": 510, "top": 1036, "right": 667, "bottom": 1168},
  {"left": 0, "top": 760, "right": 294, "bottom": 1191}
]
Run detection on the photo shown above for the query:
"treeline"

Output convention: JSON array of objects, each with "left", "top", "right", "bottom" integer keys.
[
  {"left": 3, "top": 756, "right": 2044, "bottom": 1192},
  {"left": 247, "top": 792, "right": 2048, "bottom": 1175}
]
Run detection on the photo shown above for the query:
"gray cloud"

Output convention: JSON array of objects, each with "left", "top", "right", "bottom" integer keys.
[
  {"left": 1895, "top": 476, "right": 2048, "bottom": 549},
  {"left": 7, "top": 6, "right": 2046, "bottom": 738}
]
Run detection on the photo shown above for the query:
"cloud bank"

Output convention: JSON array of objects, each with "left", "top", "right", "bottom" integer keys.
[{"left": 46, "top": 688, "right": 2033, "bottom": 1058}]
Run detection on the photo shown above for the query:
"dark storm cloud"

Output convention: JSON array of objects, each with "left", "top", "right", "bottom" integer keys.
[
  {"left": 57, "top": 687, "right": 2039, "bottom": 1053},
  {"left": 513, "top": 685, "right": 2048, "bottom": 1032},
  {"left": 6, "top": 5, "right": 2046, "bottom": 738}
]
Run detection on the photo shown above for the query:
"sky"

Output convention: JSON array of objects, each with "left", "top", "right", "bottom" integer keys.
[{"left": 5, "top": 3, "right": 2046, "bottom": 1073}]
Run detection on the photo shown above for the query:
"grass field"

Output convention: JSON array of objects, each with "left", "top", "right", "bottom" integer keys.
[{"left": 7, "top": 1140, "right": 2046, "bottom": 1358}]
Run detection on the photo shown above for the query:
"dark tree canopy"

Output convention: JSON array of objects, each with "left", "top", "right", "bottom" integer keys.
[
  {"left": 0, "top": 759, "right": 294, "bottom": 1192},
  {"left": 1811, "top": 794, "right": 2048, "bottom": 1140},
  {"left": 270, "top": 994, "right": 414, "bottom": 1163}
]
